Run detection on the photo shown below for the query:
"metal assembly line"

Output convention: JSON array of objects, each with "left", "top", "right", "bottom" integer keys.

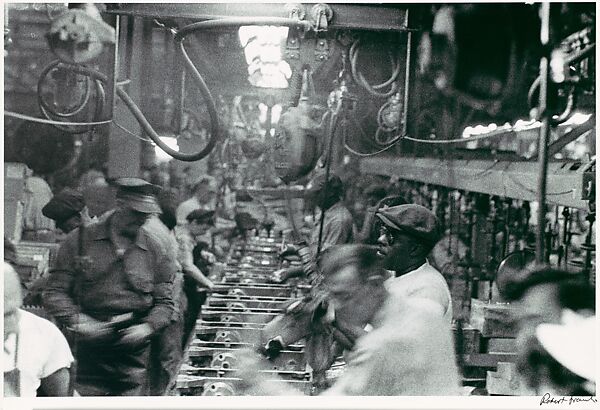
[{"left": 3, "top": 2, "right": 596, "bottom": 400}]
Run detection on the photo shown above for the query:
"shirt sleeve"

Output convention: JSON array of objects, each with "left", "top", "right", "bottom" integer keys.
[
  {"left": 145, "top": 234, "right": 178, "bottom": 332},
  {"left": 42, "top": 231, "right": 83, "bottom": 327},
  {"left": 321, "top": 212, "right": 354, "bottom": 250},
  {"left": 39, "top": 318, "right": 74, "bottom": 378}
]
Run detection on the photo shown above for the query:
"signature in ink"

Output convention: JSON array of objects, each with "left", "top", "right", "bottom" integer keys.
[{"left": 540, "top": 393, "right": 597, "bottom": 406}]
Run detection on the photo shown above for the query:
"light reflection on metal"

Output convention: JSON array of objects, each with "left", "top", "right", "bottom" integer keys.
[{"left": 461, "top": 111, "right": 591, "bottom": 139}]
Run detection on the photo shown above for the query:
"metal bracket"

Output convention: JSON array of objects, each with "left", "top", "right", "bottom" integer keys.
[
  {"left": 311, "top": 4, "right": 333, "bottom": 62},
  {"left": 284, "top": 4, "right": 305, "bottom": 61}
]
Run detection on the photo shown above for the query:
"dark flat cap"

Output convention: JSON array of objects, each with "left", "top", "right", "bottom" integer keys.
[
  {"left": 186, "top": 209, "right": 215, "bottom": 225},
  {"left": 42, "top": 188, "right": 85, "bottom": 222},
  {"left": 376, "top": 204, "right": 441, "bottom": 245},
  {"left": 114, "top": 177, "right": 161, "bottom": 214}
]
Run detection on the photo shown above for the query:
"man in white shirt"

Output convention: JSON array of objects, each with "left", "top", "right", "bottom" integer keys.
[
  {"left": 175, "top": 176, "right": 218, "bottom": 225},
  {"left": 375, "top": 204, "right": 453, "bottom": 323},
  {"left": 3, "top": 261, "right": 74, "bottom": 397}
]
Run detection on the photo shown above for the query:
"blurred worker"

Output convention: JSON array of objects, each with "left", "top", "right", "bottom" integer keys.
[
  {"left": 146, "top": 205, "right": 214, "bottom": 395},
  {"left": 42, "top": 178, "right": 177, "bottom": 396},
  {"left": 262, "top": 171, "right": 355, "bottom": 385},
  {"left": 4, "top": 261, "right": 74, "bottom": 397},
  {"left": 175, "top": 176, "right": 218, "bottom": 225},
  {"left": 536, "top": 312, "right": 596, "bottom": 396},
  {"left": 42, "top": 187, "right": 94, "bottom": 234},
  {"left": 237, "top": 245, "right": 460, "bottom": 395},
  {"left": 375, "top": 204, "right": 452, "bottom": 322},
  {"left": 272, "top": 171, "right": 354, "bottom": 284},
  {"left": 502, "top": 266, "right": 595, "bottom": 395},
  {"left": 175, "top": 208, "right": 218, "bottom": 342},
  {"left": 353, "top": 184, "right": 386, "bottom": 240},
  {"left": 22, "top": 168, "right": 55, "bottom": 241},
  {"left": 24, "top": 188, "right": 96, "bottom": 306}
]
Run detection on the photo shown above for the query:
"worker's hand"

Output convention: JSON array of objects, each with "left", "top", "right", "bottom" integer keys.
[
  {"left": 69, "top": 316, "right": 113, "bottom": 341},
  {"left": 278, "top": 244, "right": 298, "bottom": 260},
  {"left": 118, "top": 323, "right": 153, "bottom": 346},
  {"left": 269, "top": 268, "right": 287, "bottom": 284},
  {"left": 311, "top": 298, "right": 336, "bottom": 325},
  {"left": 201, "top": 250, "right": 217, "bottom": 264}
]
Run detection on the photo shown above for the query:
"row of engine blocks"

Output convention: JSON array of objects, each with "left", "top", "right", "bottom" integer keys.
[{"left": 175, "top": 235, "right": 314, "bottom": 396}]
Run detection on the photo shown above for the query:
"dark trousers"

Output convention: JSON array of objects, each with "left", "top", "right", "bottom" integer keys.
[
  {"left": 75, "top": 339, "right": 150, "bottom": 396},
  {"left": 148, "top": 317, "right": 184, "bottom": 396}
]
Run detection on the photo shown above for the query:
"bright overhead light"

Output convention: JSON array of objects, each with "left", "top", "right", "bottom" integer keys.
[{"left": 239, "top": 26, "right": 291, "bottom": 89}]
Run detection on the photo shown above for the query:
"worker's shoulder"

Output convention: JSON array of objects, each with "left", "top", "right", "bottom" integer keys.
[
  {"left": 139, "top": 217, "right": 175, "bottom": 252},
  {"left": 327, "top": 202, "right": 354, "bottom": 222},
  {"left": 18, "top": 308, "right": 64, "bottom": 336}
]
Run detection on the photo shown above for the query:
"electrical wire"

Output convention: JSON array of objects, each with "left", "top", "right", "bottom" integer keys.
[
  {"left": 4, "top": 110, "right": 111, "bottom": 126},
  {"left": 403, "top": 128, "right": 519, "bottom": 144},
  {"left": 343, "top": 126, "right": 403, "bottom": 157},
  {"left": 349, "top": 39, "right": 400, "bottom": 98},
  {"left": 112, "top": 121, "right": 152, "bottom": 142}
]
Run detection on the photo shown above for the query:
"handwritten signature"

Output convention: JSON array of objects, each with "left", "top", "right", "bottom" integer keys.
[{"left": 540, "top": 393, "right": 597, "bottom": 406}]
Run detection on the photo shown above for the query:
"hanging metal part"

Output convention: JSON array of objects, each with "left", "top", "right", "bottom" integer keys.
[
  {"left": 310, "top": 3, "right": 333, "bottom": 32},
  {"left": 535, "top": 2, "right": 553, "bottom": 265},
  {"left": 309, "top": 4, "right": 333, "bottom": 62},
  {"left": 46, "top": 6, "right": 116, "bottom": 64},
  {"left": 284, "top": 4, "right": 304, "bottom": 61}
]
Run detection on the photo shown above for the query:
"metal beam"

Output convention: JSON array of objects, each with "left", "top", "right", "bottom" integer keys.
[
  {"left": 360, "top": 156, "right": 591, "bottom": 209},
  {"left": 547, "top": 117, "right": 595, "bottom": 157},
  {"left": 106, "top": 3, "right": 409, "bottom": 31}
]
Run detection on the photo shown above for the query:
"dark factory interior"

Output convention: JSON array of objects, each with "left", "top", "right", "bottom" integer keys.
[{"left": 2, "top": 2, "right": 596, "bottom": 402}]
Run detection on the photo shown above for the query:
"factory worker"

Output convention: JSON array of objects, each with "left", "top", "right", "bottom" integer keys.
[
  {"left": 175, "top": 176, "right": 218, "bottom": 225},
  {"left": 502, "top": 266, "right": 595, "bottom": 395},
  {"left": 4, "top": 261, "right": 74, "bottom": 397},
  {"left": 43, "top": 178, "right": 177, "bottom": 396},
  {"left": 375, "top": 204, "right": 453, "bottom": 322},
  {"left": 235, "top": 245, "right": 460, "bottom": 395},
  {"left": 42, "top": 187, "right": 94, "bottom": 234}
]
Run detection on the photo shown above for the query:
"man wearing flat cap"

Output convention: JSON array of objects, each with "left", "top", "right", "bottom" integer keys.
[
  {"left": 42, "top": 187, "right": 92, "bottom": 234},
  {"left": 375, "top": 204, "right": 452, "bottom": 323},
  {"left": 43, "top": 177, "right": 178, "bottom": 396}
]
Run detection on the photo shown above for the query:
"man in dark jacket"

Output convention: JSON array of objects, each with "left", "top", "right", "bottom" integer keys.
[{"left": 43, "top": 178, "right": 177, "bottom": 396}]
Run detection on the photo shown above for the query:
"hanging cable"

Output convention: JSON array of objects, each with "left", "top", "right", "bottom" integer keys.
[
  {"left": 37, "top": 60, "right": 106, "bottom": 134},
  {"left": 349, "top": 39, "right": 401, "bottom": 98},
  {"left": 4, "top": 110, "right": 111, "bottom": 126}
]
